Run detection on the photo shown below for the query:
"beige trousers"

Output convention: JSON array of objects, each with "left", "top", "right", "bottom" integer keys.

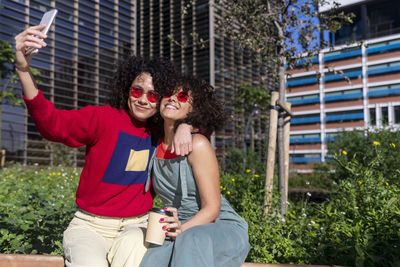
[{"left": 63, "top": 210, "right": 148, "bottom": 267}]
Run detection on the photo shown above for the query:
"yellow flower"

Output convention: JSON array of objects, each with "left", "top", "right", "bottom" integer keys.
[
  {"left": 389, "top": 190, "right": 392, "bottom": 192},
  {"left": 254, "top": 174, "right": 260, "bottom": 178},
  {"left": 231, "top": 178, "right": 235, "bottom": 182},
  {"left": 20, "top": 179, "right": 23, "bottom": 182},
  {"left": 385, "top": 182, "right": 389, "bottom": 186},
  {"left": 246, "top": 169, "right": 251, "bottom": 173},
  {"left": 220, "top": 185, "right": 223, "bottom": 189},
  {"left": 52, "top": 172, "right": 55, "bottom": 175},
  {"left": 57, "top": 172, "right": 61, "bottom": 176},
  {"left": 70, "top": 175, "right": 74, "bottom": 178},
  {"left": 342, "top": 150, "right": 347, "bottom": 155},
  {"left": 227, "top": 191, "right": 231, "bottom": 195},
  {"left": 392, "top": 143, "right": 396, "bottom": 148},
  {"left": 373, "top": 141, "right": 380, "bottom": 146},
  {"left": 358, "top": 181, "right": 363, "bottom": 185},
  {"left": 251, "top": 178, "right": 255, "bottom": 181},
  {"left": 223, "top": 187, "right": 226, "bottom": 190}
]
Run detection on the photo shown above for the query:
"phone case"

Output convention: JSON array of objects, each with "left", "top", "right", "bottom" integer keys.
[{"left": 25, "top": 9, "right": 58, "bottom": 56}]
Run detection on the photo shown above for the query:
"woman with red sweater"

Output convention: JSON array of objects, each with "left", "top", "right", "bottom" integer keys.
[{"left": 14, "top": 25, "right": 193, "bottom": 267}]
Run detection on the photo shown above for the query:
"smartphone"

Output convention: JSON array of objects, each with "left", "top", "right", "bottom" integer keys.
[{"left": 25, "top": 9, "right": 58, "bottom": 56}]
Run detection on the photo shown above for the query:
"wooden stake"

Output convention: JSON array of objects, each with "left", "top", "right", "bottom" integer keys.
[
  {"left": 264, "top": 91, "right": 279, "bottom": 214},
  {"left": 1, "top": 150, "right": 5, "bottom": 168},
  {"left": 282, "top": 102, "right": 291, "bottom": 215}
]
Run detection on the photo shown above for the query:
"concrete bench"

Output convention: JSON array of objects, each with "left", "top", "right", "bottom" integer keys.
[{"left": 0, "top": 254, "right": 343, "bottom": 267}]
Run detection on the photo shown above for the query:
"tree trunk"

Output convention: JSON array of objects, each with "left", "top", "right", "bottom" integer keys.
[{"left": 264, "top": 91, "right": 279, "bottom": 214}]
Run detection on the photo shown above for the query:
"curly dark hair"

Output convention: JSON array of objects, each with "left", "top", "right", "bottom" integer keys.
[
  {"left": 108, "top": 56, "right": 179, "bottom": 132},
  {"left": 151, "top": 75, "right": 228, "bottom": 137}
]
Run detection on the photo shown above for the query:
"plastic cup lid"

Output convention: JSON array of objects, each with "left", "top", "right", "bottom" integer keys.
[{"left": 150, "top": 208, "right": 173, "bottom": 216}]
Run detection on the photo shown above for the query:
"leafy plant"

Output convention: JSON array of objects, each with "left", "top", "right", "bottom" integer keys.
[
  {"left": 0, "top": 164, "right": 78, "bottom": 254},
  {"left": 328, "top": 128, "right": 400, "bottom": 184}
]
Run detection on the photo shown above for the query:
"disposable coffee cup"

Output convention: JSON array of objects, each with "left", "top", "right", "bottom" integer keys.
[{"left": 145, "top": 208, "right": 173, "bottom": 245}]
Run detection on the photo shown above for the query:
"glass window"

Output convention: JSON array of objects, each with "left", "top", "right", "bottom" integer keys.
[
  {"left": 394, "top": 106, "right": 400, "bottom": 124},
  {"left": 367, "top": 0, "right": 400, "bottom": 39},
  {"left": 369, "top": 108, "right": 376, "bottom": 126},
  {"left": 100, "top": 37, "right": 114, "bottom": 49},
  {"left": 100, "top": 21, "right": 114, "bottom": 32},
  {"left": 100, "top": 0, "right": 114, "bottom": 9},
  {"left": 369, "top": 61, "right": 400, "bottom": 70},
  {"left": 55, "top": 25, "right": 74, "bottom": 37},
  {"left": 78, "top": 47, "right": 96, "bottom": 57},
  {"left": 79, "top": 33, "right": 95, "bottom": 44},
  {"left": 118, "top": 32, "right": 131, "bottom": 42},
  {"left": 100, "top": 6, "right": 114, "bottom": 19},
  {"left": 118, "top": 27, "right": 131, "bottom": 37},
  {"left": 78, "top": 19, "right": 96, "bottom": 29},
  {"left": 55, "top": 2, "right": 74, "bottom": 13},
  {"left": 2, "top": 6, "right": 25, "bottom": 19},
  {"left": 2, "top": 15, "right": 25, "bottom": 29},
  {"left": 325, "top": 46, "right": 360, "bottom": 57},
  {"left": 30, "top": 0, "right": 50, "bottom": 12},
  {"left": 79, "top": 40, "right": 95, "bottom": 50},
  {"left": 287, "top": 94, "right": 319, "bottom": 101},
  {"left": 369, "top": 85, "right": 389, "bottom": 92},
  {"left": 31, "top": 59, "right": 51, "bottom": 69},
  {"left": 79, "top": 26, "right": 96, "bottom": 37},
  {"left": 368, "top": 39, "right": 400, "bottom": 49},
  {"left": 119, "top": 1, "right": 131, "bottom": 10},
  {"left": 55, "top": 41, "right": 75, "bottom": 52},
  {"left": 79, "top": 2, "right": 95, "bottom": 16},
  {"left": 382, "top": 106, "right": 389, "bottom": 126}
]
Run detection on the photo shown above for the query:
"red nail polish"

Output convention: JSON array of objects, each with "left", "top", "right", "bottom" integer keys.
[
  {"left": 162, "top": 226, "right": 166, "bottom": 229},
  {"left": 165, "top": 232, "right": 168, "bottom": 235},
  {"left": 164, "top": 208, "right": 167, "bottom": 210},
  {"left": 160, "top": 218, "right": 164, "bottom": 222}
]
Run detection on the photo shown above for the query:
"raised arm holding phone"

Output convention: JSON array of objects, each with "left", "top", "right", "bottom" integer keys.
[{"left": 14, "top": 18, "right": 194, "bottom": 267}]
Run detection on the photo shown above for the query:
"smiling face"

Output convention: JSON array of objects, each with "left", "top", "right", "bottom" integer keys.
[
  {"left": 127, "top": 72, "right": 158, "bottom": 122},
  {"left": 160, "top": 87, "right": 193, "bottom": 122}
]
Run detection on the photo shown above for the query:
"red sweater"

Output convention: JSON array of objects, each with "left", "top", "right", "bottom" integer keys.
[{"left": 24, "top": 90, "right": 155, "bottom": 217}]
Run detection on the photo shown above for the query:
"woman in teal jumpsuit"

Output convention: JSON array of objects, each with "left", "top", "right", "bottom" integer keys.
[{"left": 140, "top": 76, "right": 250, "bottom": 267}]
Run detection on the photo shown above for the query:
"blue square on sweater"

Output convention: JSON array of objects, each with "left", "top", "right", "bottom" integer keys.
[{"left": 102, "top": 131, "right": 155, "bottom": 185}]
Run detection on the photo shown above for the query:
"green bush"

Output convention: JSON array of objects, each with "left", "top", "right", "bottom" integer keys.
[
  {"left": 224, "top": 147, "right": 266, "bottom": 175},
  {"left": 0, "top": 164, "right": 78, "bottom": 254},
  {"left": 289, "top": 162, "right": 335, "bottom": 191},
  {"left": 220, "top": 142, "right": 400, "bottom": 266},
  {"left": 316, "top": 145, "right": 400, "bottom": 266},
  {"left": 1, "top": 145, "right": 399, "bottom": 267},
  {"left": 328, "top": 128, "right": 400, "bottom": 184}
]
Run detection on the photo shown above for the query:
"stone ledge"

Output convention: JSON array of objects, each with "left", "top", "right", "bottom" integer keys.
[
  {"left": 241, "top": 263, "right": 344, "bottom": 267},
  {"left": 0, "top": 254, "right": 64, "bottom": 267},
  {"left": 0, "top": 254, "right": 343, "bottom": 267}
]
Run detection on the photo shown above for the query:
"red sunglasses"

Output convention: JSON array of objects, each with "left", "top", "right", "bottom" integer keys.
[
  {"left": 164, "top": 91, "right": 190, "bottom": 103},
  {"left": 130, "top": 86, "right": 159, "bottom": 103}
]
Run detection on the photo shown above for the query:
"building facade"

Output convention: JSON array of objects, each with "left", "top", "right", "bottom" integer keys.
[
  {"left": 1, "top": 0, "right": 135, "bottom": 165},
  {"left": 286, "top": 0, "right": 400, "bottom": 171},
  {"left": 135, "top": 0, "right": 268, "bottom": 156},
  {"left": 1, "top": 0, "right": 267, "bottom": 165}
]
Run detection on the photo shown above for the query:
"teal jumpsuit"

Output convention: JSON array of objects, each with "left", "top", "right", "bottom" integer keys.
[{"left": 140, "top": 154, "right": 250, "bottom": 267}]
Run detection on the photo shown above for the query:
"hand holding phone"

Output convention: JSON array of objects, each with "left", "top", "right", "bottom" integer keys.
[{"left": 25, "top": 9, "right": 58, "bottom": 56}]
